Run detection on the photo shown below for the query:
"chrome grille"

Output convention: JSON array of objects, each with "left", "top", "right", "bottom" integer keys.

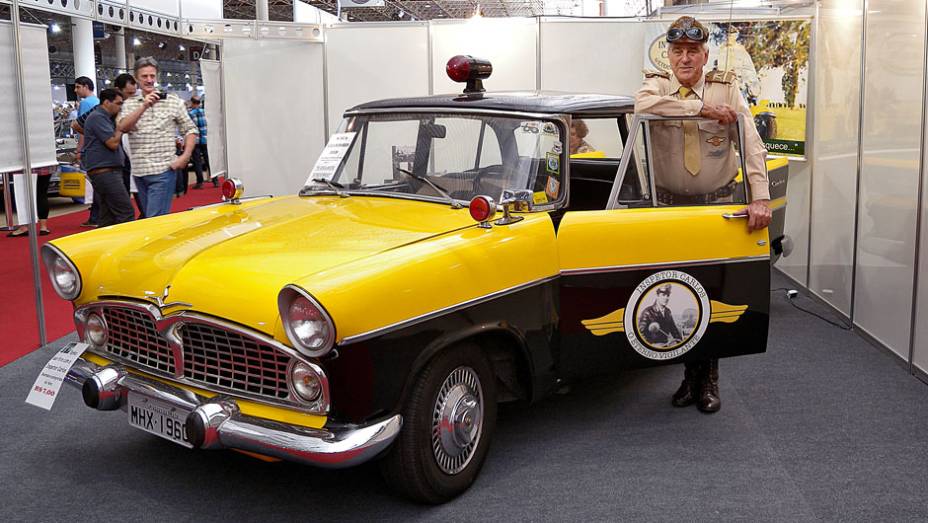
[
  {"left": 181, "top": 323, "right": 290, "bottom": 399},
  {"left": 103, "top": 307, "right": 176, "bottom": 374}
]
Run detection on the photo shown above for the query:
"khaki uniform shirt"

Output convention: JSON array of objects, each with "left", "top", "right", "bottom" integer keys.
[{"left": 634, "top": 71, "right": 770, "bottom": 201}]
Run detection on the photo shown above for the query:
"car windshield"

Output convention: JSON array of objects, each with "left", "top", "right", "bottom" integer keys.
[{"left": 301, "top": 112, "right": 567, "bottom": 206}]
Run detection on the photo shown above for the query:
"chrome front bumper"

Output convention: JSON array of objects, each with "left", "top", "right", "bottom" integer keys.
[{"left": 65, "top": 358, "right": 402, "bottom": 468}]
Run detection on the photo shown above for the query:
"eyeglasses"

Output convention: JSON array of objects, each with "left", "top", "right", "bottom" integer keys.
[{"left": 666, "top": 26, "right": 707, "bottom": 43}]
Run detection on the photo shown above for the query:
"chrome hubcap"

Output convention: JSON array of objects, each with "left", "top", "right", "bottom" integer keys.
[{"left": 432, "top": 366, "right": 483, "bottom": 475}]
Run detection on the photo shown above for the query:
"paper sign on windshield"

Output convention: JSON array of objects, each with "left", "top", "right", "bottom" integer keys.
[
  {"left": 25, "top": 342, "right": 89, "bottom": 411},
  {"left": 307, "top": 132, "right": 357, "bottom": 183}
]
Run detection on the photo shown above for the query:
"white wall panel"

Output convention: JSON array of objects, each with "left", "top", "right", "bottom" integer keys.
[
  {"left": 539, "top": 19, "right": 644, "bottom": 96},
  {"left": 777, "top": 159, "right": 811, "bottom": 284},
  {"left": 912, "top": 22, "right": 928, "bottom": 375},
  {"left": 0, "top": 22, "right": 56, "bottom": 173},
  {"left": 854, "top": 0, "right": 926, "bottom": 358},
  {"left": 325, "top": 24, "right": 429, "bottom": 136},
  {"left": 916, "top": 111, "right": 928, "bottom": 374},
  {"left": 223, "top": 39, "right": 325, "bottom": 196},
  {"left": 431, "top": 18, "right": 537, "bottom": 95},
  {"left": 808, "top": 0, "right": 863, "bottom": 315},
  {"left": 200, "top": 59, "right": 226, "bottom": 178}
]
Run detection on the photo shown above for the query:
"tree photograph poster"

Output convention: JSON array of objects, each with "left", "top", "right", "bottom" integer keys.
[{"left": 644, "top": 19, "right": 811, "bottom": 158}]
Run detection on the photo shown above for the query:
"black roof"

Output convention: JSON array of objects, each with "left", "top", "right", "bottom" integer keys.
[{"left": 347, "top": 91, "right": 635, "bottom": 117}]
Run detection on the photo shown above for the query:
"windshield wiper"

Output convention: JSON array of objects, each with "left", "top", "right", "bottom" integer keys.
[
  {"left": 310, "top": 178, "right": 349, "bottom": 198},
  {"left": 395, "top": 168, "right": 461, "bottom": 208}
]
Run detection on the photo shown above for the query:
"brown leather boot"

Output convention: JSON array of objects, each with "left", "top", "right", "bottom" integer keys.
[
  {"left": 697, "top": 358, "right": 721, "bottom": 413},
  {"left": 671, "top": 361, "right": 702, "bottom": 407}
]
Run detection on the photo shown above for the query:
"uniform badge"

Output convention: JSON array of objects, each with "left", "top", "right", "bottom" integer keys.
[
  {"left": 579, "top": 271, "right": 749, "bottom": 361},
  {"left": 706, "top": 136, "right": 725, "bottom": 147},
  {"left": 552, "top": 142, "right": 563, "bottom": 154}
]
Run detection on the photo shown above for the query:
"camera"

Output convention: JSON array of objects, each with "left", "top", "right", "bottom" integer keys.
[{"left": 156, "top": 91, "right": 167, "bottom": 100}]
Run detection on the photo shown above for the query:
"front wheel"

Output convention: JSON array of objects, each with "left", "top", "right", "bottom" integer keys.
[{"left": 380, "top": 343, "right": 497, "bottom": 504}]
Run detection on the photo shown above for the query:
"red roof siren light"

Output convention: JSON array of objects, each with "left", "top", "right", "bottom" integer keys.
[{"left": 446, "top": 55, "right": 492, "bottom": 94}]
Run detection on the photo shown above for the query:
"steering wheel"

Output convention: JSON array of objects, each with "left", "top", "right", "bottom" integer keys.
[{"left": 472, "top": 164, "right": 519, "bottom": 198}]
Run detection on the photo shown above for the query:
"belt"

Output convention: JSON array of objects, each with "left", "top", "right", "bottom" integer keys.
[
  {"left": 657, "top": 180, "right": 739, "bottom": 206},
  {"left": 87, "top": 167, "right": 122, "bottom": 176}
]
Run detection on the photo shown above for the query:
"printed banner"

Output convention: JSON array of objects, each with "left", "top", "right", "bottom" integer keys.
[{"left": 644, "top": 20, "right": 811, "bottom": 158}]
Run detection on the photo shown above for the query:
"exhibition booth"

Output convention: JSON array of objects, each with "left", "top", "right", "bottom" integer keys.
[
  {"left": 3, "top": 0, "right": 928, "bottom": 514},
  {"left": 3, "top": 0, "right": 928, "bottom": 382}
]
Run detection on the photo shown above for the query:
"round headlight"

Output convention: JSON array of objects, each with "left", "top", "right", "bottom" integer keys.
[
  {"left": 290, "top": 362, "right": 323, "bottom": 402},
  {"left": 279, "top": 286, "right": 335, "bottom": 357},
  {"left": 86, "top": 313, "right": 107, "bottom": 347},
  {"left": 288, "top": 298, "right": 330, "bottom": 348},
  {"left": 41, "top": 245, "right": 82, "bottom": 300}
]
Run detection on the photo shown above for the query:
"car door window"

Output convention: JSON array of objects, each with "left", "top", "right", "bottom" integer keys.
[
  {"left": 569, "top": 117, "right": 623, "bottom": 158},
  {"left": 610, "top": 116, "right": 749, "bottom": 209}
]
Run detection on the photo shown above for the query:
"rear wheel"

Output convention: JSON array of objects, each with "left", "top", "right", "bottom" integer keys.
[{"left": 380, "top": 343, "right": 497, "bottom": 504}]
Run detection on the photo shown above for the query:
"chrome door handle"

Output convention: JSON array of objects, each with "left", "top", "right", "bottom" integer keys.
[{"left": 722, "top": 212, "right": 748, "bottom": 219}]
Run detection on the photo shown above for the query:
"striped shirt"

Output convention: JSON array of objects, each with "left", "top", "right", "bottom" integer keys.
[{"left": 117, "top": 93, "right": 198, "bottom": 177}]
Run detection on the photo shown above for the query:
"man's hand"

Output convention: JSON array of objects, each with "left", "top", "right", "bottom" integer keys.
[
  {"left": 737, "top": 199, "right": 772, "bottom": 232},
  {"left": 142, "top": 92, "right": 160, "bottom": 108},
  {"left": 700, "top": 103, "right": 738, "bottom": 125},
  {"left": 169, "top": 157, "right": 188, "bottom": 171}
]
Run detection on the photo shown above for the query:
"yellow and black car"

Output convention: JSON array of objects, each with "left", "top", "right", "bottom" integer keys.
[{"left": 42, "top": 57, "right": 787, "bottom": 503}]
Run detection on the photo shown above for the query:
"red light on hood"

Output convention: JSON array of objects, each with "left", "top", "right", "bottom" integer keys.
[
  {"left": 221, "top": 178, "right": 244, "bottom": 201},
  {"left": 221, "top": 179, "right": 237, "bottom": 199},
  {"left": 469, "top": 195, "right": 496, "bottom": 222}
]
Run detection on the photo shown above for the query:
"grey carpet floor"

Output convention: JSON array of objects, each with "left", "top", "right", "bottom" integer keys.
[{"left": 1, "top": 270, "right": 926, "bottom": 521}]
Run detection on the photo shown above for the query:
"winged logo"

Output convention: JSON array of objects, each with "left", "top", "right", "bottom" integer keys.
[{"left": 580, "top": 300, "right": 748, "bottom": 337}]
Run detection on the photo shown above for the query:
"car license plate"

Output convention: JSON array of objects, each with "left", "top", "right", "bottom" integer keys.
[{"left": 127, "top": 392, "right": 193, "bottom": 448}]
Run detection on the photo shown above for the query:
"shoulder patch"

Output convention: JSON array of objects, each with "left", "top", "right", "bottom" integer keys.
[
  {"left": 705, "top": 70, "right": 736, "bottom": 84},
  {"left": 643, "top": 69, "right": 670, "bottom": 79}
]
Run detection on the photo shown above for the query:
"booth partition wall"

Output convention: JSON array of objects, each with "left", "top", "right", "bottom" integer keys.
[{"left": 5, "top": 2, "right": 928, "bottom": 382}]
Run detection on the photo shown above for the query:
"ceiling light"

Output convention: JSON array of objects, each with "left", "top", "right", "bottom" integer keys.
[
  {"left": 166, "top": 72, "right": 172, "bottom": 77},
  {"left": 50, "top": 23, "right": 61, "bottom": 33},
  {"left": 178, "top": 44, "right": 185, "bottom": 51},
  {"left": 157, "top": 41, "right": 166, "bottom": 50},
  {"left": 104, "top": 79, "right": 111, "bottom": 85},
  {"left": 132, "top": 37, "right": 142, "bottom": 46}
]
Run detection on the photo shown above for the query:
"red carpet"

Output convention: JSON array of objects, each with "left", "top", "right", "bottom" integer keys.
[{"left": 0, "top": 185, "right": 225, "bottom": 367}]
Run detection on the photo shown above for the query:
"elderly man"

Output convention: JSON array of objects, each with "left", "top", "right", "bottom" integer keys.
[
  {"left": 117, "top": 57, "right": 198, "bottom": 218},
  {"left": 635, "top": 16, "right": 772, "bottom": 414}
]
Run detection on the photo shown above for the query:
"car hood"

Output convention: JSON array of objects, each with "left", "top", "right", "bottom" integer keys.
[{"left": 69, "top": 195, "right": 476, "bottom": 333}]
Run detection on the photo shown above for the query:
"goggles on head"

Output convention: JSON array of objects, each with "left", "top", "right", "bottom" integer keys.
[{"left": 666, "top": 26, "right": 707, "bottom": 43}]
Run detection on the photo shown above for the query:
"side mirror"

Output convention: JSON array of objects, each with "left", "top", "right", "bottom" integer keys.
[{"left": 500, "top": 189, "right": 533, "bottom": 212}]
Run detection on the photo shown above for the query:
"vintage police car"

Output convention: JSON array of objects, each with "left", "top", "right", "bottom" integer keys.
[{"left": 41, "top": 56, "right": 787, "bottom": 503}]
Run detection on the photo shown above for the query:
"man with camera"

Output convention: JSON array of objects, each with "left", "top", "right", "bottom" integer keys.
[{"left": 117, "top": 56, "right": 198, "bottom": 218}]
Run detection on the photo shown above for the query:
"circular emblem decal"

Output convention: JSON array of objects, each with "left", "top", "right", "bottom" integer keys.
[
  {"left": 623, "top": 270, "right": 711, "bottom": 360},
  {"left": 647, "top": 36, "right": 672, "bottom": 74}
]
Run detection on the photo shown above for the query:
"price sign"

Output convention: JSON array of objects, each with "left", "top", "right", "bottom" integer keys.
[
  {"left": 307, "top": 132, "right": 357, "bottom": 182},
  {"left": 25, "top": 342, "right": 89, "bottom": 411}
]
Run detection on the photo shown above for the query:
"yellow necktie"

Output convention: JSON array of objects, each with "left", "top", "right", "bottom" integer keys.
[{"left": 679, "top": 87, "right": 701, "bottom": 176}]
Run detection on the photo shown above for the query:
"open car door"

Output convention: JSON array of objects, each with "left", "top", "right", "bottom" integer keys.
[{"left": 556, "top": 115, "right": 771, "bottom": 378}]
